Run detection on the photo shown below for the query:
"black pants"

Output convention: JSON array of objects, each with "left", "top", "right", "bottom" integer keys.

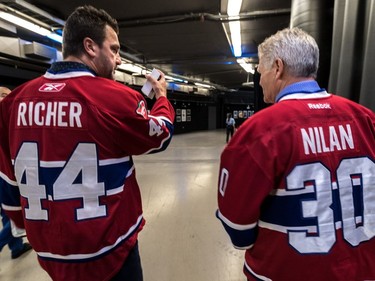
[
  {"left": 111, "top": 242, "right": 143, "bottom": 281},
  {"left": 226, "top": 126, "right": 234, "bottom": 142}
]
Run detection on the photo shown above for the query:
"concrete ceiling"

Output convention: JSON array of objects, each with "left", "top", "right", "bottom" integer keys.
[{"left": 1, "top": 0, "right": 292, "bottom": 90}]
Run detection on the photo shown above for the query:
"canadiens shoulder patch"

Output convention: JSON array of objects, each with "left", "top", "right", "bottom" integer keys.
[{"left": 136, "top": 100, "right": 148, "bottom": 119}]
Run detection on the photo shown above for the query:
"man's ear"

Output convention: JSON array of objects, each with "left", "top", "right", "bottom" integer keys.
[
  {"left": 83, "top": 37, "right": 97, "bottom": 58},
  {"left": 274, "top": 58, "right": 284, "bottom": 79}
]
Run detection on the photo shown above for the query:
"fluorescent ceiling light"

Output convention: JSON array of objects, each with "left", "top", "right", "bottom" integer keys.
[
  {"left": 164, "top": 75, "right": 174, "bottom": 80},
  {"left": 0, "top": 11, "right": 50, "bottom": 35},
  {"left": 227, "top": 0, "right": 242, "bottom": 16},
  {"left": 227, "top": 0, "right": 242, "bottom": 57},
  {"left": 195, "top": 82, "right": 213, "bottom": 89},
  {"left": 165, "top": 75, "right": 187, "bottom": 83},
  {"left": 229, "top": 21, "right": 242, "bottom": 57},
  {"left": 237, "top": 58, "right": 255, "bottom": 74},
  {"left": 117, "top": 63, "right": 144, "bottom": 74},
  {"left": 0, "top": 11, "right": 62, "bottom": 43},
  {"left": 47, "top": 33, "right": 62, "bottom": 43}
]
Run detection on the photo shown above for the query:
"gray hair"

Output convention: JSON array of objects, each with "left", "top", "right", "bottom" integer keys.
[{"left": 258, "top": 28, "right": 319, "bottom": 78}]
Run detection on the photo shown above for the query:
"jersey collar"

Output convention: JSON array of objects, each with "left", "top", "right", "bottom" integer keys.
[
  {"left": 275, "top": 80, "right": 326, "bottom": 103},
  {"left": 45, "top": 61, "right": 97, "bottom": 79}
]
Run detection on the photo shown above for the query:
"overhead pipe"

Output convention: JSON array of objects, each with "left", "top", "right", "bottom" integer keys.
[{"left": 117, "top": 9, "right": 291, "bottom": 28}]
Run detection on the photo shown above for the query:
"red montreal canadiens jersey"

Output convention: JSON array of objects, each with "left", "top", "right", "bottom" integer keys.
[
  {"left": 0, "top": 64, "right": 175, "bottom": 281},
  {"left": 217, "top": 91, "right": 375, "bottom": 281}
]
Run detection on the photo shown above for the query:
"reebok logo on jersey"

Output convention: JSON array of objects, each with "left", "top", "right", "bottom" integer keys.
[
  {"left": 307, "top": 103, "right": 331, "bottom": 109},
  {"left": 136, "top": 100, "right": 148, "bottom": 119},
  {"left": 39, "top": 83, "right": 66, "bottom": 92}
]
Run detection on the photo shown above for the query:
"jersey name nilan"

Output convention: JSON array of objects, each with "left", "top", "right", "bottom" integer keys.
[
  {"left": 300, "top": 124, "right": 354, "bottom": 155},
  {"left": 17, "top": 101, "right": 82, "bottom": 128}
]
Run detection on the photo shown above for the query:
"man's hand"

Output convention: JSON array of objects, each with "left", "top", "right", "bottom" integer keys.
[{"left": 145, "top": 70, "right": 167, "bottom": 99}]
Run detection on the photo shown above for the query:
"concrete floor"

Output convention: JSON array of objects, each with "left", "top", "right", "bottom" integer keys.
[{"left": 0, "top": 130, "right": 245, "bottom": 281}]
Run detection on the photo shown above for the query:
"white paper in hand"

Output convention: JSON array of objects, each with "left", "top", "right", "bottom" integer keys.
[{"left": 141, "top": 68, "right": 160, "bottom": 99}]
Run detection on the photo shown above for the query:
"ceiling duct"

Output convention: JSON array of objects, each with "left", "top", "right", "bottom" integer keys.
[
  {"left": 0, "top": 36, "right": 60, "bottom": 65},
  {"left": 0, "top": 36, "right": 22, "bottom": 57},
  {"left": 23, "top": 41, "right": 56, "bottom": 60},
  {"left": 0, "top": 18, "right": 16, "bottom": 35}
]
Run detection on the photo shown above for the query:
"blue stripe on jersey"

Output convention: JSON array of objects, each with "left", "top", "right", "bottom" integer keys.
[
  {"left": 148, "top": 120, "right": 174, "bottom": 154},
  {"left": 220, "top": 222, "right": 257, "bottom": 249},
  {"left": 216, "top": 210, "right": 257, "bottom": 249},
  {"left": 0, "top": 176, "right": 21, "bottom": 208},
  {"left": 37, "top": 158, "right": 134, "bottom": 197},
  {"left": 259, "top": 188, "right": 351, "bottom": 230},
  {"left": 260, "top": 192, "right": 319, "bottom": 227}
]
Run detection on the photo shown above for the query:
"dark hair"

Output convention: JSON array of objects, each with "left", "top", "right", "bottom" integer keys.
[{"left": 62, "top": 5, "right": 119, "bottom": 58}]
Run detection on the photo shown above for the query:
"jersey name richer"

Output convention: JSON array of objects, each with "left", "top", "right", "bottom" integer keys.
[
  {"left": 300, "top": 123, "right": 354, "bottom": 155},
  {"left": 17, "top": 101, "right": 83, "bottom": 128}
]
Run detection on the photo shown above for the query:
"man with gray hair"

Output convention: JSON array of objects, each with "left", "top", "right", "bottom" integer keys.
[{"left": 216, "top": 28, "right": 375, "bottom": 280}]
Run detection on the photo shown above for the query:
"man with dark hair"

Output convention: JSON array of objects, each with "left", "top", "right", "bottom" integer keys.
[
  {"left": 62, "top": 5, "right": 119, "bottom": 61},
  {"left": 217, "top": 28, "right": 375, "bottom": 281},
  {"left": 0, "top": 6, "right": 174, "bottom": 281}
]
